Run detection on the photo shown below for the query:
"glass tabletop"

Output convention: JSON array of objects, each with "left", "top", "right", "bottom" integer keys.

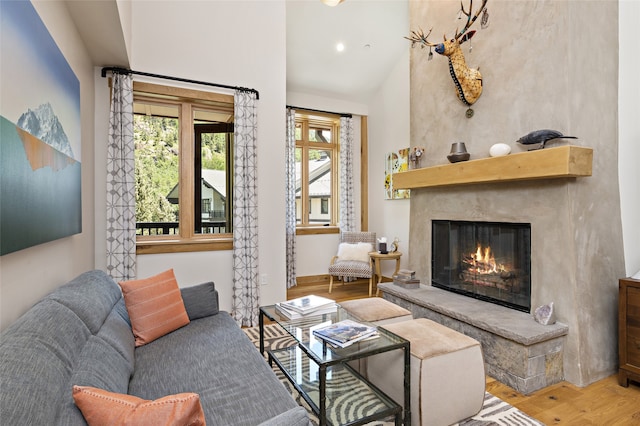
[{"left": 260, "top": 304, "right": 408, "bottom": 365}]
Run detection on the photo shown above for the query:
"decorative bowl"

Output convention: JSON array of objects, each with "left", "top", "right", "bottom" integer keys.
[{"left": 447, "top": 152, "right": 471, "bottom": 163}]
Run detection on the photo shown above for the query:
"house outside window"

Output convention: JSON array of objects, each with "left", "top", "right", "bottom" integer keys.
[
  {"left": 294, "top": 113, "right": 339, "bottom": 228},
  {"left": 321, "top": 198, "right": 329, "bottom": 215},
  {"left": 132, "top": 81, "right": 234, "bottom": 253}
]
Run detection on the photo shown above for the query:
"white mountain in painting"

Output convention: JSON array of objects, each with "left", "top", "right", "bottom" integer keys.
[{"left": 16, "top": 102, "right": 74, "bottom": 158}]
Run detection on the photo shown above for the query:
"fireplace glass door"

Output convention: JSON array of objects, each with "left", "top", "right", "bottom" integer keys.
[{"left": 432, "top": 220, "right": 531, "bottom": 312}]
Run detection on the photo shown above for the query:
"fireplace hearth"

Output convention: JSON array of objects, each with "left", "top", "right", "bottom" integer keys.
[{"left": 432, "top": 220, "right": 532, "bottom": 312}]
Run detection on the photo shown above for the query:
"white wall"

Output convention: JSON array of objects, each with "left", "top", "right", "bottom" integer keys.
[
  {"left": 0, "top": 1, "right": 96, "bottom": 331},
  {"left": 94, "top": 1, "right": 288, "bottom": 312},
  {"left": 619, "top": 0, "right": 640, "bottom": 277},
  {"left": 367, "top": 48, "right": 411, "bottom": 278}
]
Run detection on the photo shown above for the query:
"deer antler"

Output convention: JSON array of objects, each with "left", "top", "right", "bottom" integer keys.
[
  {"left": 404, "top": 27, "right": 439, "bottom": 48},
  {"left": 455, "top": 0, "right": 488, "bottom": 40}
]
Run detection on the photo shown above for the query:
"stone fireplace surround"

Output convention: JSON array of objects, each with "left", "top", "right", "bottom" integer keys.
[{"left": 379, "top": 282, "right": 568, "bottom": 395}]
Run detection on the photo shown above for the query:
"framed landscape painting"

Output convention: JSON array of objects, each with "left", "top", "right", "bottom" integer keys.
[{"left": 1, "top": 1, "right": 81, "bottom": 255}]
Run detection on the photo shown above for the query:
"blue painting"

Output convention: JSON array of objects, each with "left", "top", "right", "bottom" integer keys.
[{"left": 1, "top": 1, "right": 81, "bottom": 255}]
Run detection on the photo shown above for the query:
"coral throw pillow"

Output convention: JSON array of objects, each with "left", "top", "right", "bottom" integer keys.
[
  {"left": 119, "top": 269, "right": 190, "bottom": 347},
  {"left": 72, "top": 385, "right": 205, "bottom": 426}
]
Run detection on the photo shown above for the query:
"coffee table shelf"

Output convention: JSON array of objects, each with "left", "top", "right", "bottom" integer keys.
[{"left": 269, "top": 345, "right": 401, "bottom": 426}]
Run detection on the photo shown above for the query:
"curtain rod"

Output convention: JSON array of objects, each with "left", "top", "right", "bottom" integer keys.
[
  {"left": 287, "top": 105, "right": 352, "bottom": 118},
  {"left": 101, "top": 67, "right": 259, "bottom": 100}
]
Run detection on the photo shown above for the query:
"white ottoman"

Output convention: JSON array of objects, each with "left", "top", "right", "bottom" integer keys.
[{"left": 367, "top": 318, "right": 486, "bottom": 426}]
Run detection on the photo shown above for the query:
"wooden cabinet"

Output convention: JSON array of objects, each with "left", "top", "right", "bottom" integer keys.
[{"left": 619, "top": 277, "right": 640, "bottom": 387}]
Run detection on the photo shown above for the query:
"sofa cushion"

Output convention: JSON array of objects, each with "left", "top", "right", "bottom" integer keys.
[
  {"left": 129, "top": 312, "right": 300, "bottom": 425},
  {"left": 180, "top": 281, "right": 219, "bottom": 320},
  {"left": 119, "top": 269, "right": 190, "bottom": 347},
  {"left": 46, "top": 270, "right": 123, "bottom": 334},
  {"left": 95, "top": 302, "right": 136, "bottom": 366},
  {"left": 0, "top": 299, "right": 91, "bottom": 424},
  {"left": 72, "top": 386, "right": 205, "bottom": 426},
  {"left": 58, "top": 333, "right": 136, "bottom": 425}
]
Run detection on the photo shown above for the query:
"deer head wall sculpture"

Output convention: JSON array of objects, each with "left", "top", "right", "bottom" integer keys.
[{"left": 406, "top": 0, "right": 488, "bottom": 109}]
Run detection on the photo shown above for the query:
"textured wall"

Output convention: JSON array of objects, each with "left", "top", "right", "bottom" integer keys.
[{"left": 407, "top": 0, "right": 624, "bottom": 387}]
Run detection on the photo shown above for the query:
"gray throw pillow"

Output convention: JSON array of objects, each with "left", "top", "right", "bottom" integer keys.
[{"left": 181, "top": 282, "right": 219, "bottom": 320}]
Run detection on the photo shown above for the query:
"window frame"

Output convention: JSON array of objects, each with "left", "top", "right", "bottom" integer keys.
[
  {"left": 294, "top": 111, "right": 340, "bottom": 235},
  {"left": 132, "top": 81, "right": 234, "bottom": 254}
]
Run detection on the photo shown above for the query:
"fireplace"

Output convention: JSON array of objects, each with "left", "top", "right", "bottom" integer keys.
[{"left": 431, "top": 220, "right": 532, "bottom": 312}]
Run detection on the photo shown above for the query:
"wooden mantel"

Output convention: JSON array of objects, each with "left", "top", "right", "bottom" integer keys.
[{"left": 393, "top": 145, "right": 593, "bottom": 189}]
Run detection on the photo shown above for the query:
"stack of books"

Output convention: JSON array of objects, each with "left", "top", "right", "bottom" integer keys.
[
  {"left": 393, "top": 269, "right": 421, "bottom": 289},
  {"left": 275, "top": 295, "right": 337, "bottom": 319},
  {"left": 312, "top": 319, "right": 378, "bottom": 348}
]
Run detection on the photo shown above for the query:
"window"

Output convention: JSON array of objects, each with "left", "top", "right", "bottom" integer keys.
[
  {"left": 132, "top": 81, "right": 234, "bottom": 253},
  {"left": 294, "top": 112, "right": 339, "bottom": 228}
]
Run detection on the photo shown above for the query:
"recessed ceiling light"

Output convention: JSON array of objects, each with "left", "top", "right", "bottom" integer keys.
[{"left": 336, "top": 42, "right": 345, "bottom": 52}]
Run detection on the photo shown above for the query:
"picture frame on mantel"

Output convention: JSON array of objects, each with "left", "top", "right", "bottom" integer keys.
[
  {"left": 0, "top": 1, "right": 82, "bottom": 255},
  {"left": 384, "top": 148, "right": 410, "bottom": 200}
]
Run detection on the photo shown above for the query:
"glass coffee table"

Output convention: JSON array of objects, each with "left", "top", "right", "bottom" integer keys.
[{"left": 259, "top": 304, "right": 410, "bottom": 426}]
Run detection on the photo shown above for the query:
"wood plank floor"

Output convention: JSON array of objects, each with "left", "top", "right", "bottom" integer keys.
[{"left": 288, "top": 279, "right": 640, "bottom": 425}]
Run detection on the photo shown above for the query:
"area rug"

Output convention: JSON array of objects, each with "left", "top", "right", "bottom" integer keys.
[{"left": 244, "top": 324, "right": 544, "bottom": 426}]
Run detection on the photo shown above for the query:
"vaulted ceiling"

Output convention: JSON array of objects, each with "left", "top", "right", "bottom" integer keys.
[{"left": 65, "top": 0, "right": 408, "bottom": 104}]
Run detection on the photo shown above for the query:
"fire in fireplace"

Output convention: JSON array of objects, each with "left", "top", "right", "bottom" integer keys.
[{"left": 432, "top": 220, "right": 532, "bottom": 312}]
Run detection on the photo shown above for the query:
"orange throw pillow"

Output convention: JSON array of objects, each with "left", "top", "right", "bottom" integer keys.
[
  {"left": 72, "top": 385, "right": 205, "bottom": 426},
  {"left": 119, "top": 269, "right": 190, "bottom": 347}
]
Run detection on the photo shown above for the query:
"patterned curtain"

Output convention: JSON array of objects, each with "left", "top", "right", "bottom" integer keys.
[
  {"left": 232, "top": 90, "right": 260, "bottom": 327},
  {"left": 106, "top": 72, "right": 136, "bottom": 282},
  {"left": 285, "top": 108, "right": 297, "bottom": 289},
  {"left": 339, "top": 116, "right": 355, "bottom": 232}
]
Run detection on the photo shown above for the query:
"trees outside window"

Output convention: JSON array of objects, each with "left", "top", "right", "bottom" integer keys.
[{"left": 133, "top": 81, "right": 233, "bottom": 253}]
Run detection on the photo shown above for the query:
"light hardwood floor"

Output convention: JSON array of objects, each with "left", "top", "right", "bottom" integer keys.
[{"left": 288, "top": 278, "right": 640, "bottom": 425}]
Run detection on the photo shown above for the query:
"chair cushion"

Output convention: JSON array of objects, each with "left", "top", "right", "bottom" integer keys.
[
  {"left": 337, "top": 242, "right": 373, "bottom": 263},
  {"left": 329, "top": 260, "right": 372, "bottom": 278}
]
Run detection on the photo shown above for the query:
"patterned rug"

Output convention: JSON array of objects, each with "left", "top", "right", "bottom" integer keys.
[{"left": 244, "top": 324, "right": 544, "bottom": 426}]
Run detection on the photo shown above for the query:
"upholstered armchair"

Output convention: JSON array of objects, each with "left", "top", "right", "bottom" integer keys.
[{"left": 328, "top": 231, "right": 376, "bottom": 297}]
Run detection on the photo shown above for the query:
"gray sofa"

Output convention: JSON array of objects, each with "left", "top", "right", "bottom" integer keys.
[{"left": 0, "top": 270, "right": 308, "bottom": 425}]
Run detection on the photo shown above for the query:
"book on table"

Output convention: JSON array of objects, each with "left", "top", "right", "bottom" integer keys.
[
  {"left": 279, "top": 294, "right": 336, "bottom": 314},
  {"left": 312, "top": 319, "right": 378, "bottom": 348},
  {"left": 275, "top": 302, "right": 337, "bottom": 320}
]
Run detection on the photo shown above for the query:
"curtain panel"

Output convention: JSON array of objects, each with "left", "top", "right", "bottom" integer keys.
[
  {"left": 106, "top": 73, "right": 136, "bottom": 282},
  {"left": 339, "top": 116, "right": 355, "bottom": 233},
  {"left": 231, "top": 90, "right": 260, "bottom": 327},
  {"left": 285, "top": 108, "right": 297, "bottom": 289}
]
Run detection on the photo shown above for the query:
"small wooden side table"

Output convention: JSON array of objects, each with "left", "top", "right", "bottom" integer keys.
[{"left": 369, "top": 251, "right": 402, "bottom": 296}]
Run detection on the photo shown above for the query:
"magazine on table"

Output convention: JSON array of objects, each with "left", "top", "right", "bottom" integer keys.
[
  {"left": 275, "top": 302, "right": 337, "bottom": 320},
  {"left": 279, "top": 294, "right": 336, "bottom": 314},
  {"left": 312, "top": 319, "right": 378, "bottom": 348}
]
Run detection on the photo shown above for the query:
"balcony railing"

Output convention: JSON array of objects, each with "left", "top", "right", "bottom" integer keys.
[{"left": 136, "top": 221, "right": 228, "bottom": 236}]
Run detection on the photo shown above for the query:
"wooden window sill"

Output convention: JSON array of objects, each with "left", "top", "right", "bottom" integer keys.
[{"left": 136, "top": 237, "right": 233, "bottom": 254}]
